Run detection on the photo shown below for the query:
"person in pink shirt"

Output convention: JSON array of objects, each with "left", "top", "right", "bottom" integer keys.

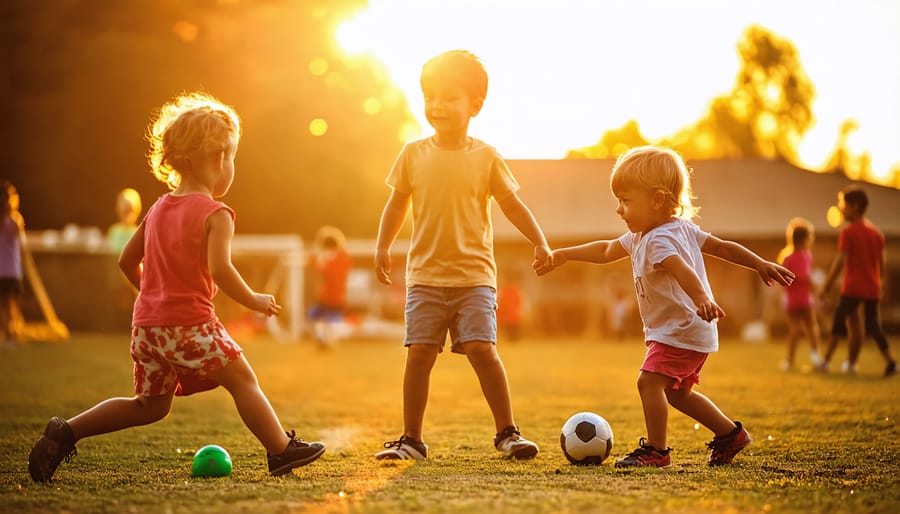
[
  {"left": 818, "top": 186, "right": 896, "bottom": 377},
  {"left": 28, "top": 92, "right": 325, "bottom": 483},
  {"left": 778, "top": 218, "right": 823, "bottom": 370}
]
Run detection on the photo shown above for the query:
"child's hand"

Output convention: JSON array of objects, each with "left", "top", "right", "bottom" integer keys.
[
  {"left": 758, "top": 261, "right": 795, "bottom": 287},
  {"left": 534, "top": 249, "right": 566, "bottom": 276},
  {"left": 253, "top": 293, "right": 281, "bottom": 317},
  {"left": 533, "top": 245, "right": 552, "bottom": 270},
  {"left": 696, "top": 298, "right": 726, "bottom": 322},
  {"left": 374, "top": 249, "right": 392, "bottom": 285}
]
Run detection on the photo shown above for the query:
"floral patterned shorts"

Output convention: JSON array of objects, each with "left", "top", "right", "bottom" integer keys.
[{"left": 131, "top": 320, "right": 243, "bottom": 397}]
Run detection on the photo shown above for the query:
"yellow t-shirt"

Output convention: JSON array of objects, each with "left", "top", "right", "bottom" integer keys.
[{"left": 386, "top": 137, "right": 519, "bottom": 288}]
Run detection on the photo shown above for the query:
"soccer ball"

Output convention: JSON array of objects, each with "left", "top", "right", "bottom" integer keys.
[
  {"left": 192, "top": 444, "right": 233, "bottom": 477},
  {"left": 560, "top": 412, "right": 614, "bottom": 465}
]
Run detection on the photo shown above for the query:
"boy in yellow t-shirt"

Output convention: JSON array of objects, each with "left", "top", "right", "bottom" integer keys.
[{"left": 374, "top": 50, "right": 551, "bottom": 460}]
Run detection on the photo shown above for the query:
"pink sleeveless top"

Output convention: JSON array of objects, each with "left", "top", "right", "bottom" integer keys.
[{"left": 132, "top": 194, "right": 234, "bottom": 327}]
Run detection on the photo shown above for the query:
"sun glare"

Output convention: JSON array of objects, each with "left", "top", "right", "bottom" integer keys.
[{"left": 337, "top": 0, "right": 899, "bottom": 183}]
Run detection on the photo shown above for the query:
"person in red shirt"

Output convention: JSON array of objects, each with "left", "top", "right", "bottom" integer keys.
[
  {"left": 307, "top": 225, "right": 352, "bottom": 346},
  {"left": 819, "top": 186, "right": 896, "bottom": 377},
  {"left": 27, "top": 92, "right": 325, "bottom": 483}
]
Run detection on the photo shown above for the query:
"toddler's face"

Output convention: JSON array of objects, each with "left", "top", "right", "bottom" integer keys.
[
  {"left": 613, "top": 186, "right": 661, "bottom": 234},
  {"left": 422, "top": 82, "right": 477, "bottom": 136}
]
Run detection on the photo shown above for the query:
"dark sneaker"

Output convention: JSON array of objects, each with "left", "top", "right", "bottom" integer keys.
[
  {"left": 494, "top": 425, "right": 539, "bottom": 459},
  {"left": 267, "top": 431, "right": 325, "bottom": 476},
  {"left": 614, "top": 438, "right": 671, "bottom": 468},
  {"left": 707, "top": 421, "right": 752, "bottom": 466},
  {"left": 885, "top": 361, "right": 897, "bottom": 377},
  {"left": 375, "top": 435, "right": 428, "bottom": 460},
  {"left": 28, "top": 417, "right": 77, "bottom": 482}
]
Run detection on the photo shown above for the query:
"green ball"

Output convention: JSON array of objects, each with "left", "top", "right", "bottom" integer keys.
[{"left": 191, "top": 445, "right": 233, "bottom": 478}]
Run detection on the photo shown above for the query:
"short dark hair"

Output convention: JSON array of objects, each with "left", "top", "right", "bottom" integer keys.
[
  {"left": 841, "top": 185, "right": 869, "bottom": 214},
  {"left": 420, "top": 50, "right": 488, "bottom": 101},
  {"left": 791, "top": 225, "right": 810, "bottom": 247}
]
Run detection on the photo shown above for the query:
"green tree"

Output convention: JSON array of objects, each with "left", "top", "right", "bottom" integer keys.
[
  {"left": 566, "top": 120, "right": 649, "bottom": 159},
  {"left": 689, "top": 24, "right": 816, "bottom": 162},
  {"left": 571, "top": 25, "right": 816, "bottom": 164}
]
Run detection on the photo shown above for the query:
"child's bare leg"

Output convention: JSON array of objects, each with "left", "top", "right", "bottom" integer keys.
[
  {"left": 209, "top": 355, "right": 290, "bottom": 455},
  {"left": 67, "top": 391, "right": 175, "bottom": 440},
  {"left": 637, "top": 371, "right": 672, "bottom": 449},
  {"left": 402, "top": 344, "right": 439, "bottom": 441},
  {"left": 801, "top": 309, "right": 821, "bottom": 354},
  {"left": 665, "top": 385, "right": 735, "bottom": 437},
  {"left": 463, "top": 341, "right": 514, "bottom": 432},
  {"left": 0, "top": 294, "right": 10, "bottom": 341},
  {"left": 785, "top": 317, "right": 800, "bottom": 367}
]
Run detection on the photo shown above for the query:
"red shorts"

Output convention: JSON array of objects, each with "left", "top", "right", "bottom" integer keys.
[
  {"left": 640, "top": 341, "right": 709, "bottom": 390},
  {"left": 131, "top": 320, "right": 243, "bottom": 397}
]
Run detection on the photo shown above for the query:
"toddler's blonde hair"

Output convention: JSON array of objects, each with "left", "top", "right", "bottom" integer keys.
[
  {"left": 610, "top": 146, "right": 698, "bottom": 220},
  {"left": 146, "top": 91, "right": 241, "bottom": 189}
]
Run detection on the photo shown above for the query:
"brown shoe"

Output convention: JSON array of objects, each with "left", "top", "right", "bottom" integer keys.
[{"left": 28, "top": 417, "right": 77, "bottom": 482}]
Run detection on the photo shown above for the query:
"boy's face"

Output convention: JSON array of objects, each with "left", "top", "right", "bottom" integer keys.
[
  {"left": 422, "top": 82, "right": 482, "bottom": 138},
  {"left": 837, "top": 193, "right": 861, "bottom": 222}
]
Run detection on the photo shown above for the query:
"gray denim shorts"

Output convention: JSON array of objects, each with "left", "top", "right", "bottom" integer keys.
[{"left": 404, "top": 285, "right": 497, "bottom": 354}]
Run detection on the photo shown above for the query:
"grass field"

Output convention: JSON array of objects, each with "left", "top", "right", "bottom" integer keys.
[{"left": 1, "top": 333, "right": 898, "bottom": 513}]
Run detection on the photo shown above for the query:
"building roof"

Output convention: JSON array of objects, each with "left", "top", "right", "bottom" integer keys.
[{"left": 494, "top": 159, "right": 900, "bottom": 241}]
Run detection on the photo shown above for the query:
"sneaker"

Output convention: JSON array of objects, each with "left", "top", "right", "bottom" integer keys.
[
  {"left": 494, "top": 425, "right": 539, "bottom": 459},
  {"left": 707, "top": 421, "right": 752, "bottom": 466},
  {"left": 814, "top": 360, "right": 829, "bottom": 373},
  {"left": 885, "top": 361, "right": 897, "bottom": 377},
  {"left": 267, "top": 431, "right": 325, "bottom": 476},
  {"left": 810, "top": 350, "right": 824, "bottom": 367},
  {"left": 841, "top": 361, "right": 857, "bottom": 375},
  {"left": 614, "top": 438, "right": 671, "bottom": 468},
  {"left": 28, "top": 417, "right": 77, "bottom": 482},
  {"left": 375, "top": 435, "right": 428, "bottom": 460}
]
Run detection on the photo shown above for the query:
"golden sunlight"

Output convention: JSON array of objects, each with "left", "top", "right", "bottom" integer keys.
[{"left": 338, "top": 0, "right": 900, "bottom": 183}]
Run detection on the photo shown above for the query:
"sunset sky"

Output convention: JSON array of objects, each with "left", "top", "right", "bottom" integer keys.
[{"left": 337, "top": 0, "right": 900, "bottom": 182}]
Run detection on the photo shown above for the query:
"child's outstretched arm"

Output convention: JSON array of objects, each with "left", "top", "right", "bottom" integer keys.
[
  {"left": 374, "top": 189, "right": 411, "bottom": 285},
  {"left": 660, "top": 255, "right": 725, "bottom": 322},
  {"left": 497, "top": 192, "right": 551, "bottom": 268},
  {"left": 207, "top": 209, "right": 281, "bottom": 317},
  {"left": 534, "top": 239, "right": 627, "bottom": 276},
  {"left": 701, "top": 234, "right": 794, "bottom": 287}
]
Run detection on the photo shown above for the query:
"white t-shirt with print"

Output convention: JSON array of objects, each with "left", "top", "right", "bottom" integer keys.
[{"left": 617, "top": 218, "right": 718, "bottom": 353}]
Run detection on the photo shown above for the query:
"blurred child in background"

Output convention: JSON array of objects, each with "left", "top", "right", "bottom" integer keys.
[
  {"left": 777, "top": 217, "right": 823, "bottom": 371},
  {"left": 818, "top": 186, "right": 896, "bottom": 377},
  {"left": 374, "top": 50, "right": 551, "bottom": 461},
  {"left": 307, "top": 225, "right": 352, "bottom": 346},
  {"left": 107, "top": 187, "right": 143, "bottom": 255},
  {"left": 496, "top": 269, "right": 525, "bottom": 342},
  {"left": 536, "top": 146, "right": 794, "bottom": 468},
  {"left": 0, "top": 181, "right": 25, "bottom": 347},
  {"left": 28, "top": 92, "right": 325, "bottom": 483}
]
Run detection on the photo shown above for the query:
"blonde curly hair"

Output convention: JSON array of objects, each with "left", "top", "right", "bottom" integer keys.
[
  {"left": 146, "top": 91, "right": 241, "bottom": 189},
  {"left": 610, "top": 146, "right": 699, "bottom": 220}
]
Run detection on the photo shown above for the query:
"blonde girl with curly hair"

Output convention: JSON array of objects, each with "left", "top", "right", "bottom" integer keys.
[{"left": 28, "top": 92, "right": 324, "bottom": 482}]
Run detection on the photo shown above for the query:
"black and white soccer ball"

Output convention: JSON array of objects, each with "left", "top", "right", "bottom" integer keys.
[{"left": 560, "top": 412, "right": 614, "bottom": 465}]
